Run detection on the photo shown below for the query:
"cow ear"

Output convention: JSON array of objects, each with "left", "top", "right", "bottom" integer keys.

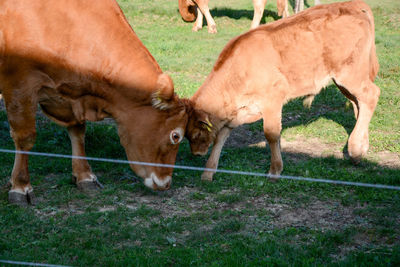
[
  {"left": 196, "top": 110, "right": 213, "bottom": 132},
  {"left": 71, "top": 96, "right": 110, "bottom": 123},
  {"left": 152, "top": 74, "right": 175, "bottom": 110}
]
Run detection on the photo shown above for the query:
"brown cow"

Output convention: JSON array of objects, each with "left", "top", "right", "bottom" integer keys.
[
  {"left": 0, "top": 0, "right": 189, "bottom": 205},
  {"left": 179, "top": 0, "right": 290, "bottom": 33},
  {"left": 185, "top": 0, "right": 380, "bottom": 181}
]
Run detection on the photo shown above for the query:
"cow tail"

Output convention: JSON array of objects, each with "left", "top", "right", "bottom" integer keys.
[{"left": 178, "top": 0, "right": 198, "bottom": 22}]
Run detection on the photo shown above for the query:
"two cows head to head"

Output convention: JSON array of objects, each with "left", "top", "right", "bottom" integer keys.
[{"left": 3, "top": 0, "right": 379, "bottom": 207}]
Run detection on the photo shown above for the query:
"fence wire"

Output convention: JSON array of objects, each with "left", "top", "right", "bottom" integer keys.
[
  {"left": 0, "top": 147, "right": 399, "bottom": 266},
  {"left": 0, "top": 259, "right": 71, "bottom": 267},
  {"left": 1, "top": 148, "right": 399, "bottom": 191}
]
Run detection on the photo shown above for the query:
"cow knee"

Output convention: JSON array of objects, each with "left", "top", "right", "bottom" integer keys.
[
  {"left": 263, "top": 122, "right": 281, "bottom": 143},
  {"left": 10, "top": 129, "right": 37, "bottom": 150}
]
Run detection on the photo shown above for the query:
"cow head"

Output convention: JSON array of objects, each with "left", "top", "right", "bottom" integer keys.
[
  {"left": 116, "top": 74, "right": 188, "bottom": 191},
  {"left": 185, "top": 107, "right": 216, "bottom": 156},
  {"left": 178, "top": 0, "right": 198, "bottom": 22}
]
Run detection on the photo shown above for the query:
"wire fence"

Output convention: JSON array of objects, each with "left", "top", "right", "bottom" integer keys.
[
  {"left": 0, "top": 259, "right": 71, "bottom": 267},
  {"left": 1, "top": 148, "right": 399, "bottom": 191},
  {"left": 0, "top": 148, "right": 399, "bottom": 266}
]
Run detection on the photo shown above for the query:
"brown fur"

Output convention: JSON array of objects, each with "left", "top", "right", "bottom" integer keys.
[
  {"left": 0, "top": 0, "right": 189, "bottom": 202},
  {"left": 186, "top": 0, "right": 380, "bottom": 181},
  {"left": 178, "top": 0, "right": 198, "bottom": 22}
]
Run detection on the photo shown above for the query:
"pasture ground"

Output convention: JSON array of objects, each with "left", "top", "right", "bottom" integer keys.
[{"left": 1, "top": 0, "right": 399, "bottom": 266}]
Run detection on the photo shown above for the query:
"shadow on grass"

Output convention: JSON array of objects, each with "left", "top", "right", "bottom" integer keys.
[
  {"left": 207, "top": 0, "right": 315, "bottom": 24},
  {"left": 223, "top": 84, "right": 357, "bottom": 156},
  {"left": 209, "top": 7, "right": 281, "bottom": 23}
]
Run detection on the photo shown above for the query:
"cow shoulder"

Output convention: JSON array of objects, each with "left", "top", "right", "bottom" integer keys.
[{"left": 56, "top": 83, "right": 111, "bottom": 123}]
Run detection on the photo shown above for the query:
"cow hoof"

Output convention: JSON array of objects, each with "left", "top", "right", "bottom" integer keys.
[
  {"left": 8, "top": 190, "right": 36, "bottom": 206},
  {"left": 267, "top": 173, "right": 280, "bottom": 183},
  {"left": 201, "top": 172, "right": 214, "bottom": 182},
  {"left": 77, "top": 179, "right": 104, "bottom": 193},
  {"left": 208, "top": 25, "right": 217, "bottom": 34},
  {"left": 348, "top": 150, "right": 363, "bottom": 165},
  {"left": 192, "top": 25, "right": 202, "bottom": 32},
  {"left": 268, "top": 177, "right": 279, "bottom": 183},
  {"left": 350, "top": 155, "right": 362, "bottom": 165}
]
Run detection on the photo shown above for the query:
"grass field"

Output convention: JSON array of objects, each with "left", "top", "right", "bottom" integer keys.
[{"left": 1, "top": 0, "right": 399, "bottom": 266}]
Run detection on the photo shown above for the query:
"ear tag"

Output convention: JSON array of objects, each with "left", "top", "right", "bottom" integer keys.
[{"left": 205, "top": 118, "right": 213, "bottom": 127}]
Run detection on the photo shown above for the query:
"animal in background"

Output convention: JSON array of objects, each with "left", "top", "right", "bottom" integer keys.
[
  {"left": 0, "top": 0, "right": 189, "bottom": 205},
  {"left": 295, "top": 0, "right": 321, "bottom": 13},
  {"left": 185, "top": 0, "right": 379, "bottom": 181},
  {"left": 178, "top": 0, "right": 322, "bottom": 33}
]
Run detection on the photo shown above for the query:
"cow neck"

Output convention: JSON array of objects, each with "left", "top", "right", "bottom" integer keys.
[
  {"left": 77, "top": 7, "right": 163, "bottom": 98},
  {"left": 39, "top": 1, "right": 164, "bottom": 100},
  {"left": 191, "top": 70, "right": 236, "bottom": 127},
  {"left": 98, "top": 33, "right": 163, "bottom": 99}
]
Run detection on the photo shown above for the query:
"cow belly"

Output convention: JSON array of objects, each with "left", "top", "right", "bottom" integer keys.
[
  {"left": 38, "top": 87, "right": 79, "bottom": 126},
  {"left": 301, "top": 76, "right": 332, "bottom": 99},
  {"left": 232, "top": 103, "right": 263, "bottom": 126}
]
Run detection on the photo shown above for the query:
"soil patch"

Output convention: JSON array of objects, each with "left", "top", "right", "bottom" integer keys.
[
  {"left": 226, "top": 124, "right": 400, "bottom": 169},
  {"left": 42, "top": 186, "right": 369, "bottom": 232}
]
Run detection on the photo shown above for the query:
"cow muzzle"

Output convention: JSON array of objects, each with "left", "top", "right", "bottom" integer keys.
[
  {"left": 144, "top": 173, "right": 172, "bottom": 191},
  {"left": 192, "top": 149, "right": 208, "bottom": 156},
  {"left": 190, "top": 144, "right": 210, "bottom": 156}
]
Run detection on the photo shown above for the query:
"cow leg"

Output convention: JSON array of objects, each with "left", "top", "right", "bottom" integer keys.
[
  {"left": 201, "top": 127, "right": 231, "bottom": 181},
  {"left": 3, "top": 90, "right": 37, "bottom": 206},
  {"left": 344, "top": 81, "right": 380, "bottom": 163},
  {"left": 294, "top": 0, "right": 304, "bottom": 14},
  {"left": 277, "top": 0, "right": 289, "bottom": 18},
  {"left": 67, "top": 123, "right": 103, "bottom": 191},
  {"left": 335, "top": 80, "right": 360, "bottom": 119},
  {"left": 192, "top": 7, "right": 204, "bottom": 32},
  {"left": 251, "top": 0, "right": 267, "bottom": 29},
  {"left": 194, "top": 0, "right": 217, "bottom": 33},
  {"left": 263, "top": 105, "right": 283, "bottom": 179},
  {"left": 350, "top": 100, "right": 359, "bottom": 119}
]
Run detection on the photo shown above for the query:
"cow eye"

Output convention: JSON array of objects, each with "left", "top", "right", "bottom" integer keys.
[
  {"left": 170, "top": 128, "right": 183, "bottom": 144},
  {"left": 172, "top": 132, "right": 180, "bottom": 142}
]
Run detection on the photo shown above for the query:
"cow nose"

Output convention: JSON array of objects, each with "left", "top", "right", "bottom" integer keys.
[
  {"left": 144, "top": 174, "right": 172, "bottom": 191},
  {"left": 163, "top": 180, "right": 171, "bottom": 190},
  {"left": 155, "top": 180, "right": 171, "bottom": 191},
  {"left": 193, "top": 149, "right": 208, "bottom": 156}
]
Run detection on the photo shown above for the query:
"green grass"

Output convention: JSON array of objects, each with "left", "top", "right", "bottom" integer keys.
[{"left": 1, "top": 0, "right": 400, "bottom": 266}]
